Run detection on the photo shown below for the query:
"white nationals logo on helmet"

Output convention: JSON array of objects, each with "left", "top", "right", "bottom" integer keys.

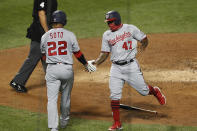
[{"left": 108, "top": 32, "right": 131, "bottom": 46}]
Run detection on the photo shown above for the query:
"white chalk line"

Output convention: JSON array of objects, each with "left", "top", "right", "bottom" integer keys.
[{"left": 75, "top": 69, "right": 197, "bottom": 83}]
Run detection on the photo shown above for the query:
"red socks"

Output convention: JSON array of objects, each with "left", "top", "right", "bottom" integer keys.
[
  {"left": 111, "top": 100, "right": 120, "bottom": 123},
  {"left": 148, "top": 85, "right": 156, "bottom": 95}
]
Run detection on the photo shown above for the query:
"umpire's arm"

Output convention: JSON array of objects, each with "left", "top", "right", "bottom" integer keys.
[{"left": 38, "top": 10, "right": 49, "bottom": 32}]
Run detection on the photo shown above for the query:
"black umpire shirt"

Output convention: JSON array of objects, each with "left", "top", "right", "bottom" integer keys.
[{"left": 26, "top": 0, "right": 57, "bottom": 42}]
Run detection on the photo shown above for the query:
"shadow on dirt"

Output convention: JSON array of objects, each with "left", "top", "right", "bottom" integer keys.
[{"left": 27, "top": 82, "right": 46, "bottom": 91}]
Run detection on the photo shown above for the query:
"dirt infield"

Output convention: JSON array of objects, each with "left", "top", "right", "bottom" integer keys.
[{"left": 0, "top": 33, "right": 197, "bottom": 126}]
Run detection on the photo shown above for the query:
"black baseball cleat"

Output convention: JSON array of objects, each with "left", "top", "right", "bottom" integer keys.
[{"left": 10, "top": 80, "right": 27, "bottom": 93}]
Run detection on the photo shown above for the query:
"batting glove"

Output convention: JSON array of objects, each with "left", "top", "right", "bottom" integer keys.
[{"left": 85, "top": 60, "right": 96, "bottom": 72}]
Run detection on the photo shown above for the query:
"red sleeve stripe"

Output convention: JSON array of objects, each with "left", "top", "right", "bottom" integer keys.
[
  {"left": 42, "top": 54, "right": 46, "bottom": 61},
  {"left": 73, "top": 50, "right": 82, "bottom": 58},
  {"left": 142, "top": 36, "right": 147, "bottom": 40}
]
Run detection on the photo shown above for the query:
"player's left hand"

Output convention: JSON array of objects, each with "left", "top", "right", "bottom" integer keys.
[{"left": 85, "top": 60, "right": 96, "bottom": 72}]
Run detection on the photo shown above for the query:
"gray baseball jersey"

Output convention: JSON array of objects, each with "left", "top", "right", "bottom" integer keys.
[
  {"left": 101, "top": 24, "right": 146, "bottom": 62},
  {"left": 40, "top": 28, "right": 78, "bottom": 129},
  {"left": 101, "top": 24, "right": 149, "bottom": 100},
  {"left": 41, "top": 28, "right": 80, "bottom": 64}
]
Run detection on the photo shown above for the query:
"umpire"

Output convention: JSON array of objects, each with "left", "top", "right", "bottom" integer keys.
[{"left": 10, "top": 0, "right": 58, "bottom": 93}]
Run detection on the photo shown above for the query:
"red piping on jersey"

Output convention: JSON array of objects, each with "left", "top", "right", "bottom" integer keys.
[
  {"left": 140, "top": 36, "right": 147, "bottom": 42},
  {"left": 143, "top": 36, "right": 147, "bottom": 40},
  {"left": 73, "top": 50, "right": 83, "bottom": 58}
]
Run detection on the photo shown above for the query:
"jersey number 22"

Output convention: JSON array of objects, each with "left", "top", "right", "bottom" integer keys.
[{"left": 48, "top": 41, "right": 67, "bottom": 56}]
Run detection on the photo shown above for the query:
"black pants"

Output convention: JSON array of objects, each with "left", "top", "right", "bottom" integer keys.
[{"left": 12, "top": 41, "right": 46, "bottom": 86}]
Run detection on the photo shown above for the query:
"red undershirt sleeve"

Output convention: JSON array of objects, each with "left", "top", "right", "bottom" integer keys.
[{"left": 73, "top": 50, "right": 87, "bottom": 65}]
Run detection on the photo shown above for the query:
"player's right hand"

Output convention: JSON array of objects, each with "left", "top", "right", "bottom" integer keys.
[{"left": 85, "top": 60, "right": 96, "bottom": 72}]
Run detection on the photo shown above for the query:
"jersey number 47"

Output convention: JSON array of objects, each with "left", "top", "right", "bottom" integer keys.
[{"left": 122, "top": 41, "right": 132, "bottom": 50}]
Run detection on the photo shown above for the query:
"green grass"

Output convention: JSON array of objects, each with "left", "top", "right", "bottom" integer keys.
[
  {"left": 0, "top": 0, "right": 33, "bottom": 49},
  {"left": 0, "top": 105, "right": 197, "bottom": 131},
  {"left": 0, "top": 0, "right": 197, "bottom": 49}
]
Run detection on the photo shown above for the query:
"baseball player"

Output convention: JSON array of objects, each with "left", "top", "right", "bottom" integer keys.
[
  {"left": 90, "top": 11, "right": 166, "bottom": 130},
  {"left": 40, "top": 10, "right": 96, "bottom": 131}
]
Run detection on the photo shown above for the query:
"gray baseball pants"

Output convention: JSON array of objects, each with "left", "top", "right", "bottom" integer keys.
[{"left": 46, "top": 63, "right": 74, "bottom": 129}]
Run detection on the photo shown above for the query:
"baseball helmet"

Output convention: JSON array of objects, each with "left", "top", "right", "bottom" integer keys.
[
  {"left": 51, "top": 10, "right": 67, "bottom": 26},
  {"left": 105, "top": 10, "right": 121, "bottom": 25}
]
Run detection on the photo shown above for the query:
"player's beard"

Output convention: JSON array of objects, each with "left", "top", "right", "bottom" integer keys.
[{"left": 108, "top": 23, "right": 123, "bottom": 32}]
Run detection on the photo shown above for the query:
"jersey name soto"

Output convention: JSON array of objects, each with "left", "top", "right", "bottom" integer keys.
[
  {"left": 50, "top": 32, "right": 64, "bottom": 39},
  {"left": 108, "top": 31, "right": 131, "bottom": 46}
]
